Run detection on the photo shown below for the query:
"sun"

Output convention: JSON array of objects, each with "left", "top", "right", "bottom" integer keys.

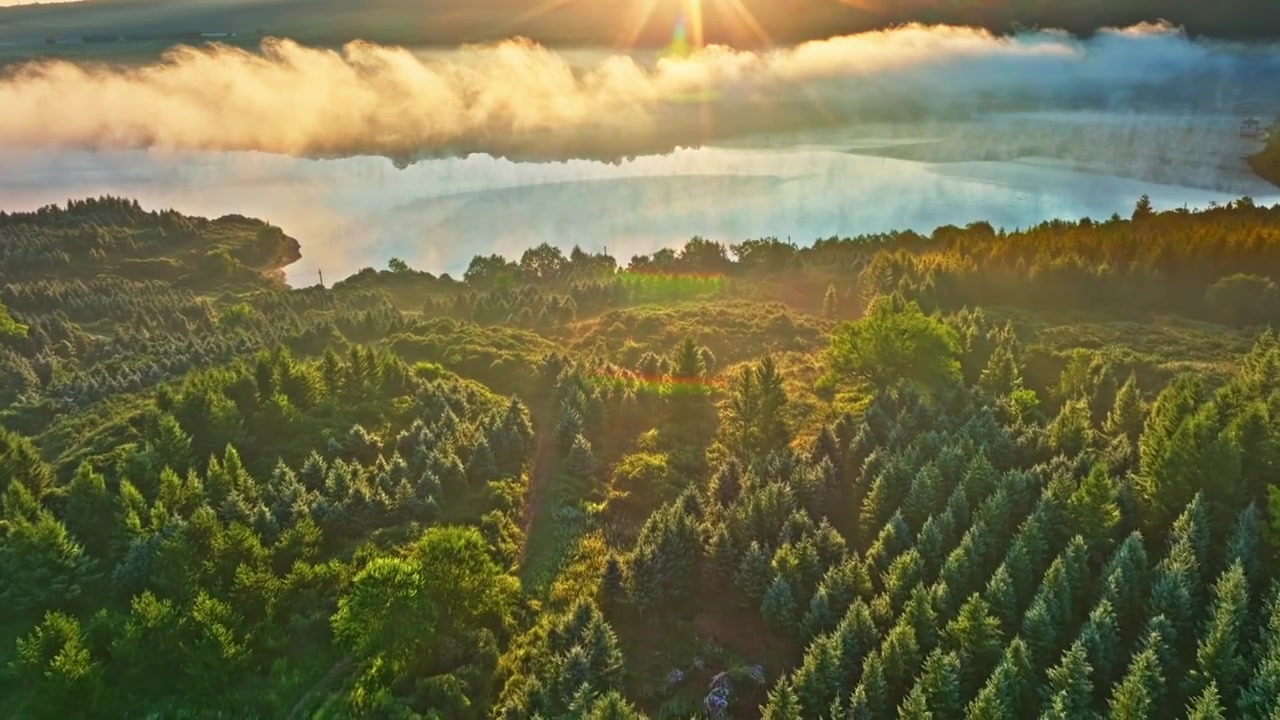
[{"left": 619, "top": 0, "right": 772, "bottom": 52}]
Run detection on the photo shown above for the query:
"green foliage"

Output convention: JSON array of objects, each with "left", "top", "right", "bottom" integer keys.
[
  {"left": 4, "top": 198, "right": 1280, "bottom": 720},
  {"left": 0, "top": 298, "right": 28, "bottom": 341},
  {"left": 827, "top": 295, "right": 961, "bottom": 390}
]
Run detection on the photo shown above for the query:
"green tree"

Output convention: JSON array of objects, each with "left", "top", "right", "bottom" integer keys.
[
  {"left": 966, "top": 638, "right": 1033, "bottom": 719},
  {"left": 735, "top": 541, "right": 772, "bottom": 607},
  {"left": 0, "top": 510, "right": 93, "bottom": 614},
  {"left": 0, "top": 298, "right": 28, "bottom": 340},
  {"left": 979, "top": 326, "right": 1023, "bottom": 398},
  {"left": 943, "top": 594, "right": 1004, "bottom": 698},
  {"left": 0, "top": 428, "right": 53, "bottom": 499},
  {"left": 1107, "top": 645, "right": 1163, "bottom": 720},
  {"left": 827, "top": 294, "right": 961, "bottom": 390},
  {"left": 1137, "top": 376, "right": 1241, "bottom": 531},
  {"left": 1132, "top": 194, "right": 1155, "bottom": 221},
  {"left": 1103, "top": 373, "right": 1145, "bottom": 444},
  {"left": 671, "top": 336, "right": 705, "bottom": 382},
  {"left": 1067, "top": 464, "right": 1120, "bottom": 555},
  {"left": 1048, "top": 398, "right": 1093, "bottom": 457},
  {"left": 762, "top": 576, "right": 798, "bottom": 633},
  {"left": 1186, "top": 681, "right": 1226, "bottom": 720},
  {"left": 909, "top": 649, "right": 963, "bottom": 719},
  {"left": 1043, "top": 641, "right": 1095, "bottom": 720},
  {"left": 332, "top": 526, "right": 516, "bottom": 673},
  {"left": 761, "top": 679, "right": 804, "bottom": 720},
  {"left": 12, "top": 611, "right": 102, "bottom": 717},
  {"left": 1187, "top": 561, "right": 1249, "bottom": 713}
]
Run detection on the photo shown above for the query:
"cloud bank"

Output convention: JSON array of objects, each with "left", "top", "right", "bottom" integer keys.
[{"left": 2, "top": 22, "right": 1278, "bottom": 164}]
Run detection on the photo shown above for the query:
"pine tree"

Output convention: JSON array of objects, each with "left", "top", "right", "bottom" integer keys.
[
  {"left": 1187, "top": 561, "right": 1249, "bottom": 713},
  {"left": 756, "top": 356, "right": 791, "bottom": 457},
  {"left": 1107, "top": 645, "right": 1163, "bottom": 720},
  {"left": 793, "top": 634, "right": 844, "bottom": 717},
  {"left": 897, "top": 684, "right": 932, "bottom": 719},
  {"left": 911, "top": 649, "right": 962, "bottom": 719},
  {"left": 979, "top": 332, "right": 1022, "bottom": 398},
  {"left": 1048, "top": 398, "right": 1093, "bottom": 457},
  {"left": 1043, "top": 641, "right": 1095, "bottom": 720},
  {"left": 671, "top": 336, "right": 704, "bottom": 382},
  {"left": 1067, "top": 464, "right": 1120, "bottom": 556},
  {"left": 966, "top": 638, "right": 1033, "bottom": 719},
  {"left": 706, "top": 526, "right": 737, "bottom": 589},
  {"left": 1239, "top": 585, "right": 1280, "bottom": 718},
  {"left": 1079, "top": 599, "right": 1122, "bottom": 694},
  {"left": 601, "top": 555, "right": 626, "bottom": 607},
  {"left": 880, "top": 621, "right": 922, "bottom": 703},
  {"left": 983, "top": 563, "right": 1019, "bottom": 634},
  {"left": 856, "top": 650, "right": 891, "bottom": 720},
  {"left": 944, "top": 594, "right": 1004, "bottom": 699},
  {"left": 466, "top": 437, "right": 499, "bottom": 485},
  {"left": 761, "top": 679, "right": 803, "bottom": 720},
  {"left": 1185, "top": 681, "right": 1226, "bottom": 720},
  {"left": 762, "top": 576, "right": 798, "bottom": 633},
  {"left": 1223, "top": 503, "right": 1262, "bottom": 592},
  {"left": 565, "top": 434, "right": 597, "bottom": 486},
  {"left": 735, "top": 541, "right": 772, "bottom": 607},
  {"left": 824, "top": 284, "right": 839, "bottom": 319},
  {"left": 1103, "top": 373, "right": 1145, "bottom": 444}
]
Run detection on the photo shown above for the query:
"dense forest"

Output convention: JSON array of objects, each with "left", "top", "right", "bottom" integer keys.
[{"left": 3, "top": 194, "right": 1280, "bottom": 719}]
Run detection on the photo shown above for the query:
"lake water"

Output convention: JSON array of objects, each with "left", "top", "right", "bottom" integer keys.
[{"left": 2, "top": 115, "right": 1278, "bottom": 285}]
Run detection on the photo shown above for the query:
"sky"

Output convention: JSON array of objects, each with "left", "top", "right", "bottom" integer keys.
[{"left": 2, "top": 21, "right": 1277, "bottom": 164}]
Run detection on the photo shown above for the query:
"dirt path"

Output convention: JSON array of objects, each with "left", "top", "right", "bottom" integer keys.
[{"left": 519, "top": 401, "right": 557, "bottom": 562}]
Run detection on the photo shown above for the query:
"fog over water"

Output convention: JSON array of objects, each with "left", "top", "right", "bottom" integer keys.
[
  {"left": 3, "top": 21, "right": 1280, "bottom": 283},
  {"left": 3, "top": 113, "right": 1277, "bottom": 285}
]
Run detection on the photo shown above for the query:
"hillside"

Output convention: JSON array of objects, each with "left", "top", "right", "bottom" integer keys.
[{"left": 1, "top": 196, "right": 1280, "bottom": 719}]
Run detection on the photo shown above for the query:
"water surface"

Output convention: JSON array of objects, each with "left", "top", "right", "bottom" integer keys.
[{"left": 2, "top": 116, "right": 1276, "bottom": 284}]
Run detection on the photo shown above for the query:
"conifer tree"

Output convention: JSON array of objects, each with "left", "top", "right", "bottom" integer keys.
[
  {"left": 761, "top": 679, "right": 803, "bottom": 720},
  {"left": 1186, "top": 681, "right": 1226, "bottom": 720},
  {"left": 1067, "top": 464, "right": 1120, "bottom": 556},
  {"left": 735, "top": 541, "right": 772, "bottom": 607},
  {"left": 1079, "top": 599, "right": 1122, "bottom": 695},
  {"left": 943, "top": 594, "right": 1004, "bottom": 700},
  {"left": 1043, "top": 641, "right": 1095, "bottom": 720},
  {"left": 966, "top": 638, "right": 1033, "bottom": 719},
  {"left": 1187, "top": 561, "right": 1249, "bottom": 714},
  {"left": 910, "top": 649, "right": 963, "bottom": 719},
  {"left": 762, "top": 576, "right": 798, "bottom": 633},
  {"left": 1103, "top": 373, "right": 1145, "bottom": 444}
]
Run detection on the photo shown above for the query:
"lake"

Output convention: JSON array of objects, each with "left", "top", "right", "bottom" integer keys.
[{"left": 2, "top": 113, "right": 1278, "bottom": 285}]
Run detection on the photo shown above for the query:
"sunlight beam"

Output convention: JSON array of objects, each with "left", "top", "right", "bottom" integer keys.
[
  {"left": 718, "top": 0, "right": 773, "bottom": 46},
  {"left": 484, "top": 0, "right": 577, "bottom": 39},
  {"left": 683, "top": 0, "right": 705, "bottom": 49},
  {"left": 616, "top": 0, "right": 664, "bottom": 50}
]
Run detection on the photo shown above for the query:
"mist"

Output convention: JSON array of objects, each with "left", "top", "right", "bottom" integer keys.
[{"left": 2, "top": 21, "right": 1279, "bottom": 165}]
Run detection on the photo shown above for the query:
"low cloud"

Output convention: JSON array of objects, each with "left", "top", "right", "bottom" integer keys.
[{"left": 1, "top": 21, "right": 1277, "bottom": 164}]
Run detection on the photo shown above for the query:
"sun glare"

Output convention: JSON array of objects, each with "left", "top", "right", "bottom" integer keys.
[{"left": 618, "top": 0, "right": 771, "bottom": 52}]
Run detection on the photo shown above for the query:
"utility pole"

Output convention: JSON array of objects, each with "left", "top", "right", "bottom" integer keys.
[{"left": 318, "top": 269, "right": 324, "bottom": 288}]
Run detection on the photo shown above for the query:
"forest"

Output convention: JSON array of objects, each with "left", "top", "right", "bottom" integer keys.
[{"left": 2, "top": 194, "right": 1280, "bottom": 719}]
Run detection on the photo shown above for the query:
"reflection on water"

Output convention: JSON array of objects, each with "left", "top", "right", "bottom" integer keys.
[{"left": 1, "top": 133, "right": 1276, "bottom": 285}]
